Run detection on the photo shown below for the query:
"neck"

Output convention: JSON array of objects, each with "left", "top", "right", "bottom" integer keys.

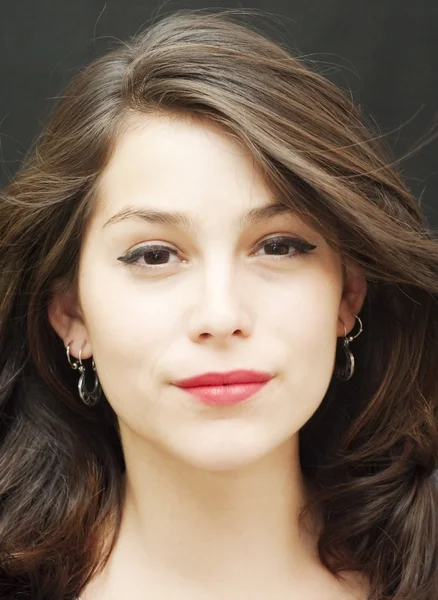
[{"left": 106, "top": 433, "right": 322, "bottom": 591}]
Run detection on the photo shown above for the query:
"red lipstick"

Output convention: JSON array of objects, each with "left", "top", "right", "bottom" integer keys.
[{"left": 173, "top": 370, "right": 273, "bottom": 406}]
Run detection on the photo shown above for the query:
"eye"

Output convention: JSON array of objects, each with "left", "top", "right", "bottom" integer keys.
[
  {"left": 253, "top": 236, "right": 317, "bottom": 259},
  {"left": 117, "top": 236, "right": 317, "bottom": 272},
  {"left": 117, "top": 244, "right": 181, "bottom": 269}
]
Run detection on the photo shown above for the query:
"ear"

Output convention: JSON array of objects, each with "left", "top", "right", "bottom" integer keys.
[
  {"left": 47, "top": 279, "right": 93, "bottom": 359},
  {"left": 337, "top": 260, "right": 367, "bottom": 337}
]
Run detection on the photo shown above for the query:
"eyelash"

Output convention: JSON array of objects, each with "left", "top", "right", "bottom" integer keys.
[{"left": 117, "top": 236, "right": 317, "bottom": 272}]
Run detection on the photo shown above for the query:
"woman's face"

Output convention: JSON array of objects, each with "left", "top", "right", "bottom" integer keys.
[{"left": 51, "top": 114, "right": 365, "bottom": 471}]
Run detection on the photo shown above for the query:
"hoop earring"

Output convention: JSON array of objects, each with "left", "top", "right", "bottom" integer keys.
[
  {"left": 335, "top": 314, "right": 363, "bottom": 381},
  {"left": 66, "top": 342, "right": 102, "bottom": 406}
]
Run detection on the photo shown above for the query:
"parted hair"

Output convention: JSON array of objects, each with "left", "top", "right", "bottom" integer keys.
[{"left": 0, "top": 8, "right": 437, "bottom": 600}]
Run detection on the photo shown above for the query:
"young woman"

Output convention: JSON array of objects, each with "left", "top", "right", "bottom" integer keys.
[{"left": 0, "top": 8, "right": 436, "bottom": 600}]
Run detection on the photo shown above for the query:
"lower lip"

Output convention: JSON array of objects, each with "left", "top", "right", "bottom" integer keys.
[{"left": 176, "top": 382, "right": 269, "bottom": 406}]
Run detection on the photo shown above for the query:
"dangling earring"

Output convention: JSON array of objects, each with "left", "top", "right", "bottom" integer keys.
[
  {"left": 66, "top": 342, "right": 102, "bottom": 406},
  {"left": 335, "top": 314, "right": 363, "bottom": 381}
]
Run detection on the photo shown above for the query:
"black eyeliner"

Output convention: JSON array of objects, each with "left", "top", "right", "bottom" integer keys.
[{"left": 117, "top": 245, "right": 178, "bottom": 264}]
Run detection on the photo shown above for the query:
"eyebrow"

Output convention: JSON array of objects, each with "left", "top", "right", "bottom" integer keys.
[{"left": 102, "top": 202, "right": 296, "bottom": 231}]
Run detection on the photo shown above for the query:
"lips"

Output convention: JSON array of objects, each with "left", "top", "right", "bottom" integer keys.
[{"left": 174, "top": 370, "right": 273, "bottom": 388}]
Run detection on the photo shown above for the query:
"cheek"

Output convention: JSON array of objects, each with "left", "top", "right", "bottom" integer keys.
[
  {"left": 263, "top": 265, "right": 340, "bottom": 338},
  {"left": 77, "top": 271, "right": 181, "bottom": 421},
  {"left": 264, "top": 268, "right": 340, "bottom": 389},
  {"left": 80, "top": 258, "right": 173, "bottom": 339},
  {"left": 77, "top": 261, "right": 183, "bottom": 396}
]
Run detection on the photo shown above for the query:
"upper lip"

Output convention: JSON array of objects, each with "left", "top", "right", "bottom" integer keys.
[{"left": 174, "top": 370, "right": 273, "bottom": 388}]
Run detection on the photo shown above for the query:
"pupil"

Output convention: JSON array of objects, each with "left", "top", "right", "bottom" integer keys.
[
  {"left": 266, "top": 242, "right": 289, "bottom": 255},
  {"left": 146, "top": 250, "right": 168, "bottom": 264}
]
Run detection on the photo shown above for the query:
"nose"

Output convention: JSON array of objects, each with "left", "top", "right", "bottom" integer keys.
[{"left": 186, "top": 264, "right": 253, "bottom": 345}]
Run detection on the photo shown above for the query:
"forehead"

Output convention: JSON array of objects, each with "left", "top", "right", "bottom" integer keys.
[
  {"left": 90, "top": 114, "right": 328, "bottom": 244},
  {"left": 95, "top": 115, "right": 277, "bottom": 217}
]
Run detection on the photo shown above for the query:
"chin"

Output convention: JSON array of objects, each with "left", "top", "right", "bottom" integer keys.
[
  {"left": 170, "top": 426, "right": 287, "bottom": 472},
  {"left": 181, "top": 452, "right": 269, "bottom": 473}
]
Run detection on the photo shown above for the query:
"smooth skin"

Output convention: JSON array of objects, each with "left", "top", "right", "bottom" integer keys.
[{"left": 49, "top": 114, "right": 368, "bottom": 599}]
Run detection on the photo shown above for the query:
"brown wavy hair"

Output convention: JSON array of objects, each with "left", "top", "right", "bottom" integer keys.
[{"left": 0, "top": 8, "right": 437, "bottom": 600}]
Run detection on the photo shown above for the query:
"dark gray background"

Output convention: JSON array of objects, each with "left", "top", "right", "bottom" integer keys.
[{"left": 1, "top": 0, "right": 437, "bottom": 226}]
